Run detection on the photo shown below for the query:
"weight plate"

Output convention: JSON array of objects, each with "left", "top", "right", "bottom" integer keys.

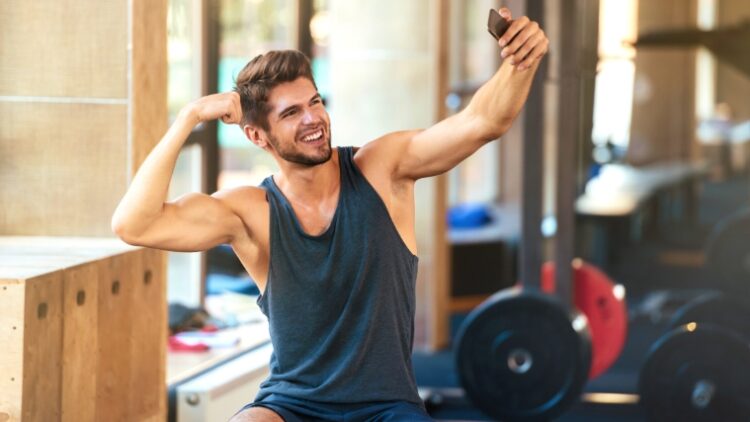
[
  {"left": 639, "top": 324, "right": 750, "bottom": 422},
  {"left": 668, "top": 291, "right": 750, "bottom": 339},
  {"left": 455, "top": 288, "right": 591, "bottom": 421},
  {"left": 541, "top": 260, "right": 628, "bottom": 379},
  {"left": 706, "top": 208, "right": 750, "bottom": 294}
]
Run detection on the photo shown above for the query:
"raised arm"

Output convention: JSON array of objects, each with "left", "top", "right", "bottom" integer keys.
[
  {"left": 111, "top": 92, "right": 248, "bottom": 252},
  {"left": 393, "top": 9, "right": 548, "bottom": 181}
]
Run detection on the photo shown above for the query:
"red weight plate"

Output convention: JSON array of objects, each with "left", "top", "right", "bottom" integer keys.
[{"left": 541, "top": 260, "right": 628, "bottom": 379}]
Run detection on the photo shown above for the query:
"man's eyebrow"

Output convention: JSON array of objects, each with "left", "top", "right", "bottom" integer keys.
[
  {"left": 276, "top": 94, "right": 322, "bottom": 118},
  {"left": 277, "top": 104, "right": 299, "bottom": 118}
]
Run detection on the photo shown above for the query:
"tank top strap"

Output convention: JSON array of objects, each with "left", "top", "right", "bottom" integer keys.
[
  {"left": 260, "top": 176, "right": 288, "bottom": 216},
  {"left": 261, "top": 147, "right": 353, "bottom": 202},
  {"left": 337, "top": 146, "right": 364, "bottom": 191},
  {"left": 259, "top": 176, "right": 302, "bottom": 238}
]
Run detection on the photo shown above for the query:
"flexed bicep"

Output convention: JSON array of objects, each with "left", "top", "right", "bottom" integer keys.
[{"left": 115, "top": 190, "right": 249, "bottom": 252}]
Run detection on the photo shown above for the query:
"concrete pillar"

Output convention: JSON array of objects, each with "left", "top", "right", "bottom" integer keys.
[
  {"left": 628, "top": 0, "right": 698, "bottom": 165},
  {"left": 328, "top": 0, "right": 449, "bottom": 349},
  {"left": 716, "top": 0, "right": 750, "bottom": 120}
]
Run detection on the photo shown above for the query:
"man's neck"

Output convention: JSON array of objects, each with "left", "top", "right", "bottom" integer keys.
[{"left": 274, "top": 149, "right": 340, "bottom": 205}]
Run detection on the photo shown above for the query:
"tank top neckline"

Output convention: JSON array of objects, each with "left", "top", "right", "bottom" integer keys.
[{"left": 267, "top": 147, "right": 346, "bottom": 240}]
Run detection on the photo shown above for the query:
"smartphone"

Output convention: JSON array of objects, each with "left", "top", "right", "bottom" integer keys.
[{"left": 487, "top": 9, "right": 511, "bottom": 41}]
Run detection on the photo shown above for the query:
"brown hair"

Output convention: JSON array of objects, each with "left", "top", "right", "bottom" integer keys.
[{"left": 234, "top": 50, "right": 317, "bottom": 130}]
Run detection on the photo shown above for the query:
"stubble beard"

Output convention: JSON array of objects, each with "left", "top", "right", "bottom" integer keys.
[{"left": 268, "top": 126, "right": 332, "bottom": 166}]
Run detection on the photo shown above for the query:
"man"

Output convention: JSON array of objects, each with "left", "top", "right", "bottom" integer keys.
[{"left": 112, "top": 8, "right": 547, "bottom": 422}]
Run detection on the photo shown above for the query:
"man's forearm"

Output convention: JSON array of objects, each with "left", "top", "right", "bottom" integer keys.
[
  {"left": 111, "top": 108, "right": 198, "bottom": 236},
  {"left": 464, "top": 58, "right": 541, "bottom": 141}
]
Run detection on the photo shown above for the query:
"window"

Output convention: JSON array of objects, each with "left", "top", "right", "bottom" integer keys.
[
  {"left": 166, "top": 0, "right": 208, "bottom": 307},
  {"left": 217, "top": 0, "right": 296, "bottom": 190},
  {"left": 168, "top": 0, "right": 202, "bottom": 120},
  {"left": 591, "top": 0, "right": 638, "bottom": 150},
  {"left": 695, "top": 0, "right": 717, "bottom": 121},
  {"left": 310, "top": 0, "right": 331, "bottom": 102}
]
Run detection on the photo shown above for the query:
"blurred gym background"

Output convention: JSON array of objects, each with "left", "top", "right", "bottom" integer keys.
[{"left": 2, "top": 0, "right": 749, "bottom": 421}]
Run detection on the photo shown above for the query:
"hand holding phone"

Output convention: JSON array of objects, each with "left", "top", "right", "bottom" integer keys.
[
  {"left": 487, "top": 9, "right": 511, "bottom": 41},
  {"left": 487, "top": 9, "right": 549, "bottom": 70}
]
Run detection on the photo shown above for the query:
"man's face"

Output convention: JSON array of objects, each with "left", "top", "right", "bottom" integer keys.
[{"left": 264, "top": 77, "right": 332, "bottom": 166}]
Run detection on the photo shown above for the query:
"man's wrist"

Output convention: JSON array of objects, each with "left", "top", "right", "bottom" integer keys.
[{"left": 177, "top": 103, "right": 202, "bottom": 128}]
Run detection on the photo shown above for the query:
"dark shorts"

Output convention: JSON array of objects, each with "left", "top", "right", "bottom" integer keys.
[{"left": 237, "top": 393, "right": 433, "bottom": 422}]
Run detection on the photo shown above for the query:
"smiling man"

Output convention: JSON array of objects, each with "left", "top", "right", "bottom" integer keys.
[{"left": 112, "top": 8, "right": 548, "bottom": 422}]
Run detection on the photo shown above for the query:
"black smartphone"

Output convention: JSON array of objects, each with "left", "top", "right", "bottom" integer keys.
[{"left": 487, "top": 9, "right": 511, "bottom": 41}]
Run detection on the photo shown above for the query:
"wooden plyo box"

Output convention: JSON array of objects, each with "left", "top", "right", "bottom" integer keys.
[{"left": 0, "top": 237, "right": 167, "bottom": 422}]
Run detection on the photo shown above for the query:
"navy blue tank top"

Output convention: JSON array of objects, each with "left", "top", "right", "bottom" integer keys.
[{"left": 255, "top": 146, "right": 422, "bottom": 405}]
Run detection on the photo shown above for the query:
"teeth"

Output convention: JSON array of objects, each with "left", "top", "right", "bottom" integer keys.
[{"left": 302, "top": 130, "right": 323, "bottom": 142}]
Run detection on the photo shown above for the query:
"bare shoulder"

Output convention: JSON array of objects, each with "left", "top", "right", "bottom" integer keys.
[
  {"left": 353, "top": 130, "right": 420, "bottom": 179},
  {"left": 210, "top": 185, "right": 269, "bottom": 240},
  {"left": 353, "top": 131, "right": 420, "bottom": 205},
  {"left": 211, "top": 185, "right": 267, "bottom": 205}
]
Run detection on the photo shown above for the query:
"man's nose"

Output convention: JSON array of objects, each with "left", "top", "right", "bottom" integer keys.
[{"left": 301, "top": 107, "right": 316, "bottom": 124}]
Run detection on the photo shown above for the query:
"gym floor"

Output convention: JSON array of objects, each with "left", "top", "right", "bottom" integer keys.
[{"left": 412, "top": 173, "right": 750, "bottom": 420}]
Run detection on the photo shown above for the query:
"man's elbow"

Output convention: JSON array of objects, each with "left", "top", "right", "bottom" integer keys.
[
  {"left": 463, "top": 107, "right": 513, "bottom": 143},
  {"left": 111, "top": 216, "right": 144, "bottom": 246},
  {"left": 111, "top": 222, "right": 136, "bottom": 245},
  {"left": 480, "top": 116, "right": 513, "bottom": 143},
  {"left": 494, "top": 117, "right": 514, "bottom": 139}
]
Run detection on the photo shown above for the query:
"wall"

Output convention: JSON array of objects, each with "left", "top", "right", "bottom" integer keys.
[{"left": 0, "top": 0, "right": 167, "bottom": 236}]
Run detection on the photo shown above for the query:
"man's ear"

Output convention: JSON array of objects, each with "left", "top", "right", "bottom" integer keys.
[{"left": 244, "top": 124, "right": 267, "bottom": 148}]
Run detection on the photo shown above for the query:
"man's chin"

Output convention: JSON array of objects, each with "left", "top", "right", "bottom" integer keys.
[
  {"left": 282, "top": 147, "right": 332, "bottom": 166},
  {"left": 305, "top": 141, "right": 333, "bottom": 163},
  {"left": 307, "top": 149, "right": 333, "bottom": 166}
]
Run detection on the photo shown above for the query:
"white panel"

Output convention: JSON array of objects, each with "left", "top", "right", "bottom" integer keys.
[{"left": 177, "top": 343, "right": 273, "bottom": 422}]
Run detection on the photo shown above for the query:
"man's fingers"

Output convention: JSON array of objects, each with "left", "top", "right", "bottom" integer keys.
[
  {"left": 491, "top": 11, "right": 548, "bottom": 69},
  {"left": 225, "top": 92, "right": 242, "bottom": 125},
  {"left": 233, "top": 93, "right": 243, "bottom": 124},
  {"left": 502, "top": 20, "right": 539, "bottom": 59},
  {"left": 498, "top": 15, "right": 530, "bottom": 48},
  {"left": 220, "top": 108, "right": 240, "bottom": 125},
  {"left": 223, "top": 112, "right": 241, "bottom": 125},
  {"left": 517, "top": 39, "right": 549, "bottom": 70},
  {"left": 509, "top": 30, "right": 545, "bottom": 65},
  {"left": 498, "top": 7, "right": 512, "bottom": 20},
  {"left": 232, "top": 106, "right": 242, "bottom": 125}
]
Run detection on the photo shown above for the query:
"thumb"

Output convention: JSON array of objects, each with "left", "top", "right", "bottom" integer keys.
[{"left": 499, "top": 8, "right": 512, "bottom": 20}]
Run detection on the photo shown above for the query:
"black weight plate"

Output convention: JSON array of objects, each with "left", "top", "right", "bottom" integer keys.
[
  {"left": 455, "top": 288, "right": 591, "bottom": 421},
  {"left": 706, "top": 209, "right": 750, "bottom": 294},
  {"left": 668, "top": 291, "right": 750, "bottom": 339},
  {"left": 639, "top": 324, "right": 750, "bottom": 422}
]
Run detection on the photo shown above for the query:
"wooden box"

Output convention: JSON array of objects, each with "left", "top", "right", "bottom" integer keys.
[{"left": 0, "top": 237, "right": 167, "bottom": 422}]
